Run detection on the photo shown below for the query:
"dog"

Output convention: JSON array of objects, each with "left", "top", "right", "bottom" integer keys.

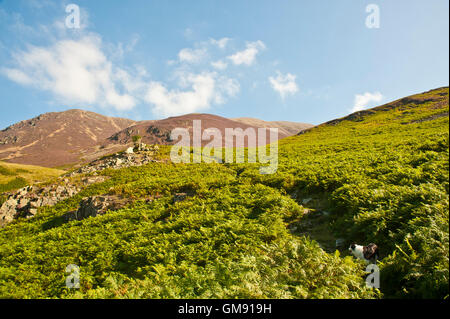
[{"left": 349, "top": 243, "right": 379, "bottom": 264}]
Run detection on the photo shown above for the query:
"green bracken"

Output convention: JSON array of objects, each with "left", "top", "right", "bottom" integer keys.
[{"left": 0, "top": 87, "right": 448, "bottom": 299}]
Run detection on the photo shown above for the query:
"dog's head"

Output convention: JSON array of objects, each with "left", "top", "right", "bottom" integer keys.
[{"left": 348, "top": 243, "right": 356, "bottom": 252}]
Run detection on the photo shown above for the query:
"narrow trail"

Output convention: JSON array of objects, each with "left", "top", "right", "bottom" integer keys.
[{"left": 288, "top": 192, "right": 348, "bottom": 254}]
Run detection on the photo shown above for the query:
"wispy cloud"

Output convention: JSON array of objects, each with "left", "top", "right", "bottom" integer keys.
[
  {"left": 227, "top": 40, "right": 265, "bottom": 66},
  {"left": 183, "top": 28, "right": 194, "bottom": 39},
  {"left": 210, "top": 37, "right": 230, "bottom": 49},
  {"left": 211, "top": 59, "right": 227, "bottom": 70},
  {"left": 178, "top": 47, "right": 207, "bottom": 63},
  {"left": 116, "top": 34, "right": 140, "bottom": 59},
  {"left": 268, "top": 71, "right": 299, "bottom": 99},
  {"left": 351, "top": 92, "right": 383, "bottom": 112},
  {"left": 1, "top": 6, "right": 305, "bottom": 118}
]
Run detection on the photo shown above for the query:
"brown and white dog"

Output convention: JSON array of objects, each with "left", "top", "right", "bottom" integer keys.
[{"left": 349, "top": 243, "right": 379, "bottom": 264}]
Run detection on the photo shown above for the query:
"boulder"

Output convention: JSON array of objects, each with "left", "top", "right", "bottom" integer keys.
[
  {"left": 18, "top": 198, "right": 29, "bottom": 209},
  {"left": 82, "top": 176, "right": 107, "bottom": 185},
  {"left": 63, "top": 195, "right": 130, "bottom": 222},
  {"left": 0, "top": 199, "right": 18, "bottom": 227},
  {"left": 63, "top": 210, "right": 78, "bottom": 222},
  {"left": 29, "top": 199, "right": 41, "bottom": 208},
  {"left": 173, "top": 193, "right": 188, "bottom": 203}
]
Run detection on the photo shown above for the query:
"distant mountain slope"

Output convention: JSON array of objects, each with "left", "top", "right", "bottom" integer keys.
[
  {"left": 104, "top": 113, "right": 303, "bottom": 148},
  {"left": 0, "top": 109, "right": 135, "bottom": 167},
  {"left": 232, "top": 118, "right": 314, "bottom": 136},
  {"left": 0, "top": 110, "right": 313, "bottom": 168}
]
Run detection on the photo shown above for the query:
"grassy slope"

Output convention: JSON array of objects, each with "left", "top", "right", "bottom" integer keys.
[
  {"left": 0, "top": 161, "right": 64, "bottom": 193},
  {"left": 0, "top": 87, "right": 448, "bottom": 299}
]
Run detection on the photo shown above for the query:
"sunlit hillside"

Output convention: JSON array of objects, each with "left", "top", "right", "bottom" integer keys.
[
  {"left": 0, "top": 161, "right": 64, "bottom": 193},
  {"left": 0, "top": 87, "right": 448, "bottom": 299}
]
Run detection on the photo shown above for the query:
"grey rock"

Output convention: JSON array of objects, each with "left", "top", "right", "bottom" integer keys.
[
  {"left": 0, "top": 199, "right": 18, "bottom": 227},
  {"left": 4, "top": 198, "right": 18, "bottom": 208},
  {"left": 17, "top": 198, "right": 29, "bottom": 209},
  {"left": 173, "top": 193, "right": 188, "bottom": 203},
  {"left": 63, "top": 210, "right": 78, "bottom": 222},
  {"left": 29, "top": 200, "right": 41, "bottom": 208},
  {"left": 63, "top": 195, "right": 130, "bottom": 222}
]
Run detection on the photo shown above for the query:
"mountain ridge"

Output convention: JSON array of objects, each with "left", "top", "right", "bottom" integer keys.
[
  {"left": 0, "top": 109, "right": 135, "bottom": 167},
  {"left": 0, "top": 110, "right": 313, "bottom": 167}
]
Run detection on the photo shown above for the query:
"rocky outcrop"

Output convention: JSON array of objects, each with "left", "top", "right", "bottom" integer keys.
[
  {"left": 0, "top": 176, "right": 111, "bottom": 227},
  {"left": 63, "top": 195, "right": 130, "bottom": 222},
  {"left": 0, "top": 146, "right": 158, "bottom": 227},
  {"left": 81, "top": 176, "right": 108, "bottom": 185},
  {"left": 71, "top": 144, "right": 159, "bottom": 175},
  {"left": 0, "top": 183, "right": 81, "bottom": 227},
  {"left": 134, "top": 143, "right": 159, "bottom": 153}
]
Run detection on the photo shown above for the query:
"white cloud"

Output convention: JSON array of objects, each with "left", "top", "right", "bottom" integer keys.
[
  {"left": 0, "top": 68, "right": 33, "bottom": 85},
  {"left": 268, "top": 71, "right": 299, "bottom": 99},
  {"left": 211, "top": 60, "right": 228, "bottom": 70},
  {"left": 1, "top": 35, "right": 136, "bottom": 110},
  {"left": 114, "top": 66, "right": 147, "bottom": 93},
  {"left": 210, "top": 37, "right": 230, "bottom": 49},
  {"left": 215, "top": 76, "right": 240, "bottom": 103},
  {"left": 351, "top": 92, "right": 383, "bottom": 112},
  {"left": 2, "top": 7, "right": 287, "bottom": 118},
  {"left": 178, "top": 47, "right": 207, "bottom": 63},
  {"left": 227, "top": 40, "right": 266, "bottom": 66},
  {"left": 145, "top": 72, "right": 239, "bottom": 117},
  {"left": 114, "top": 34, "right": 140, "bottom": 60}
]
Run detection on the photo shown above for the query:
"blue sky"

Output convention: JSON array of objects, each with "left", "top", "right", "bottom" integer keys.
[{"left": 0, "top": 0, "right": 448, "bottom": 129}]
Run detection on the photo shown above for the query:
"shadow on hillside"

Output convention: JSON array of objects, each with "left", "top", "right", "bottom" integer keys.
[
  {"left": 288, "top": 191, "right": 350, "bottom": 255},
  {"left": 41, "top": 215, "right": 65, "bottom": 231}
]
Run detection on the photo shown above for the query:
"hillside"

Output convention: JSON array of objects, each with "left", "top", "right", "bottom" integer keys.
[
  {"left": 0, "top": 161, "right": 63, "bottom": 193},
  {"left": 79, "top": 114, "right": 312, "bottom": 166},
  {"left": 0, "top": 109, "right": 135, "bottom": 168},
  {"left": 105, "top": 113, "right": 301, "bottom": 147},
  {"left": 0, "top": 87, "right": 448, "bottom": 299},
  {"left": 0, "top": 111, "right": 312, "bottom": 168},
  {"left": 232, "top": 117, "right": 314, "bottom": 136}
]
